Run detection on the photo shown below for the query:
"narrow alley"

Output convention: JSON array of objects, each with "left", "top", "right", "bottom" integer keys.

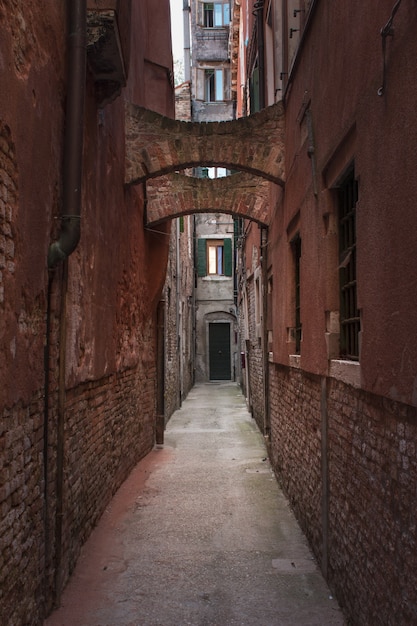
[{"left": 45, "top": 384, "right": 344, "bottom": 626}]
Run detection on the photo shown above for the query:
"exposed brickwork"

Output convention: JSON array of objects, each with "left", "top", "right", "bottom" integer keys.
[
  {"left": 268, "top": 364, "right": 323, "bottom": 557},
  {"left": 0, "top": 393, "right": 46, "bottom": 626},
  {"left": 125, "top": 101, "right": 285, "bottom": 186},
  {"left": 268, "top": 363, "right": 417, "bottom": 625},
  {"left": 60, "top": 350, "right": 156, "bottom": 585},
  {"left": 146, "top": 172, "right": 270, "bottom": 226},
  {"left": 163, "top": 229, "right": 181, "bottom": 419},
  {"left": 174, "top": 81, "right": 192, "bottom": 122},
  {"left": 0, "top": 123, "right": 16, "bottom": 308},
  {"left": 327, "top": 378, "right": 417, "bottom": 625},
  {"left": 245, "top": 276, "right": 265, "bottom": 432},
  {"left": 1, "top": 2, "right": 174, "bottom": 623}
]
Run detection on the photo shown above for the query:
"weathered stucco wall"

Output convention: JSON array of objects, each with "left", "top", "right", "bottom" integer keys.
[
  {"left": 0, "top": 1, "right": 174, "bottom": 623},
  {"left": 265, "top": 2, "right": 417, "bottom": 624},
  {"left": 270, "top": 0, "right": 417, "bottom": 406}
]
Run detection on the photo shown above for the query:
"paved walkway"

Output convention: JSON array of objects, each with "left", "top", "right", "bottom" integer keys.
[{"left": 45, "top": 383, "right": 344, "bottom": 626}]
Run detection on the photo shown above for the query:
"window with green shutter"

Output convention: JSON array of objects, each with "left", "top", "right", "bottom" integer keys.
[
  {"left": 224, "top": 238, "right": 232, "bottom": 276},
  {"left": 197, "top": 238, "right": 207, "bottom": 276},
  {"left": 197, "top": 238, "right": 232, "bottom": 277}
]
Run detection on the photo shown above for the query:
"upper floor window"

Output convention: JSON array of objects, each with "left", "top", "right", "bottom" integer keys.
[
  {"left": 205, "top": 68, "right": 225, "bottom": 101},
  {"left": 338, "top": 167, "right": 360, "bottom": 360},
  {"left": 197, "top": 237, "right": 233, "bottom": 277},
  {"left": 200, "top": 2, "right": 230, "bottom": 27},
  {"left": 292, "top": 235, "right": 302, "bottom": 354},
  {"left": 208, "top": 240, "right": 224, "bottom": 275}
]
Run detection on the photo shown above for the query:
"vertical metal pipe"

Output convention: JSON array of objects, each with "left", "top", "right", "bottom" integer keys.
[
  {"left": 321, "top": 376, "right": 329, "bottom": 580},
  {"left": 156, "top": 301, "right": 166, "bottom": 445},
  {"left": 54, "top": 261, "right": 69, "bottom": 604},
  {"left": 48, "top": 0, "right": 87, "bottom": 268},
  {"left": 51, "top": 0, "right": 87, "bottom": 606},
  {"left": 42, "top": 274, "right": 53, "bottom": 613},
  {"left": 261, "top": 226, "right": 270, "bottom": 437},
  {"left": 255, "top": 0, "right": 266, "bottom": 110},
  {"left": 183, "top": 0, "right": 191, "bottom": 82}
]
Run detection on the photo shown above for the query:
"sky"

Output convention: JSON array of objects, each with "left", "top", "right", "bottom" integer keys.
[{"left": 170, "top": 0, "right": 185, "bottom": 60}]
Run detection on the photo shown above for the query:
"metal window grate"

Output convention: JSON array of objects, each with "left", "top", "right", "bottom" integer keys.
[
  {"left": 293, "top": 235, "right": 302, "bottom": 354},
  {"left": 338, "top": 170, "right": 360, "bottom": 359}
]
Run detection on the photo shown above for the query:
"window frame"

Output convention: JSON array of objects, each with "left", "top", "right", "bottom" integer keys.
[
  {"left": 197, "top": 237, "right": 233, "bottom": 277},
  {"left": 207, "top": 239, "right": 225, "bottom": 275},
  {"left": 292, "top": 234, "right": 302, "bottom": 354},
  {"left": 201, "top": 2, "right": 230, "bottom": 28},
  {"left": 338, "top": 167, "right": 360, "bottom": 360},
  {"left": 205, "top": 68, "right": 225, "bottom": 102}
]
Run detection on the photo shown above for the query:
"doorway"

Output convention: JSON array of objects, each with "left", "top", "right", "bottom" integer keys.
[{"left": 209, "top": 322, "right": 231, "bottom": 380}]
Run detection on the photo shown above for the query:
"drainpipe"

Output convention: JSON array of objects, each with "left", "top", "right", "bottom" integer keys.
[
  {"left": 254, "top": 0, "right": 265, "bottom": 110},
  {"left": 261, "top": 226, "right": 270, "bottom": 439},
  {"left": 177, "top": 219, "right": 183, "bottom": 404},
  {"left": 48, "top": 0, "right": 87, "bottom": 268},
  {"left": 183, "top": 0, "right": 191, "bottom": 83},
  {"left": 45, "top": 0, "right": 86, "bottom": 606}
]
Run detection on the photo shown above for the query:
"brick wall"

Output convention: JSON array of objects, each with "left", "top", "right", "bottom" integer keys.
[
  {"left": 243, "top": 275, "right": 265, "bottom": 432},
  {"left": 163, "top": 217, "right": 195, "bottom": 422},
  {"left": 0, "top": 123, "right": 16, "bottom": 307},
  {"left": 0, "top": 322, "right": 157, "bottom": 626},
  {"left": 175, "top": 81, "right": 192, "bottom": 121},
  {"left": 327, "top": 378, "right": 417, "bottom": 625},
  {"left": 269, "top": 364, "right": 323, "bottom": 556},
  {"left": 0, "top": 393, "right": 46, "bottom": 626},
  {"left": 61, "top": 351, "right": 156, "bottom": 583},
  {"left": 164, "top": 227, "right": 181, "bottom": 420},
  {"left": 269, "top": 362, "right": 417, "bottom": 625}
]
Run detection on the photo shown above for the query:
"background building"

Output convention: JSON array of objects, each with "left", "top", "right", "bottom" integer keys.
[{"left": 188, "top": 0, "right": 239, "bottom": 382}]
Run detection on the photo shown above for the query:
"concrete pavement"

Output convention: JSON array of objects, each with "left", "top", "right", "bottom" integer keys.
[{"left": 45, "top": 383, "right": 344, "bottom": 626}]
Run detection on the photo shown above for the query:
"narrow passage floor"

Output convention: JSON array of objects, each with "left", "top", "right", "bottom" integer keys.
[{"left": 45, "top": 383, "right": 344, "bottom": 626}]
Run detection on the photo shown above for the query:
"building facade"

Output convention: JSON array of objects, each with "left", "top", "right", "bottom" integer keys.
[
  {"left": 0, "top": 1, "right": 174, "bottom": 622},
  {"left": 233, "top": 1, "right": 417, "bottom": 623},
  {"left": 162, "top": 80, "right": 195, "bottom": 422},
  {"left": 2, "top": 1, "right": 417, "bottom": 625},
  {"left": 189, "top": 0, "right": 239, "bottom": 382}
]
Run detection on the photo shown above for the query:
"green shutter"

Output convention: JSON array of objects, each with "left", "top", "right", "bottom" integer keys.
[
  {"left": 197, "top": 238, "right": 207, "bottom": 276},
  {"left": 224, "top": 238, "right": 232, "bottom": 276}
]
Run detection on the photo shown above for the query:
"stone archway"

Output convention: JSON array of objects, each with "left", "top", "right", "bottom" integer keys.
[
  {"left": 125, "top": 101, "right": 285, "bottom": 226},
  {"left": 145, "top": 172, "right": 273, "bottom": 226}
]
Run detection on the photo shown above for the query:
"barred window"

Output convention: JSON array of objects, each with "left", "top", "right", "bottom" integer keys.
[
  {"left": 338, "top": 168, "right": 360, "bottom": 359},
  {"left": 292, "top": 235, "right": 302, "bottom": 354}
]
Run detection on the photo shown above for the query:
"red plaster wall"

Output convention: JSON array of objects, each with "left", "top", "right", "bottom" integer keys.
[
  {"left": 0, "top": 1, "right": 174, "bottom": 623},
  {"left": 271, "top": 0, "right": 417, "bottom": 406},
  {"left": 266, "top": 3, "right": 417, "bottom": 624},
  {"left": 0, "top": 2, "right": 65, "bottom": 409}
]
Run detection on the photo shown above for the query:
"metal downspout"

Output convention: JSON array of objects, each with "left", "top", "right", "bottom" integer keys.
[
  {"left": 183, "top": 0, "right": 191, "bottom": 83},
  {"left": 177, "top": 220, "right": 183, "bottom": 405},
  {"left": 45, "top": 0, "right": 86, "bottom": 608},
  {"left": 48, "top": 0, "right": 86, "bottom": 268},
  {"left": 261, "top": 227, "right": 270, "bottom": 439},
  {"left": 254, "top": 0, "right": 265, "bottom": 110}
]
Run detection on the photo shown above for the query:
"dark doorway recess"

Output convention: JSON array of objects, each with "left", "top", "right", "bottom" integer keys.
[{"left": 209, "top": 322, "right": 231, "bottom": 380}]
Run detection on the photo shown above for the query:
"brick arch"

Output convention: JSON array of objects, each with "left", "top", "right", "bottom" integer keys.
[
  {"left": 146, "top": 172, "right": 272, "bottom": 226},
  {"left": 125, "top": 101, "right": 285, "bottom": 186}
]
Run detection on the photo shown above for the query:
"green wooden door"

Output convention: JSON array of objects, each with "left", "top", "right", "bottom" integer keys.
[{"left": 209, "top": 323, "right": 231, "bottom": 380}]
